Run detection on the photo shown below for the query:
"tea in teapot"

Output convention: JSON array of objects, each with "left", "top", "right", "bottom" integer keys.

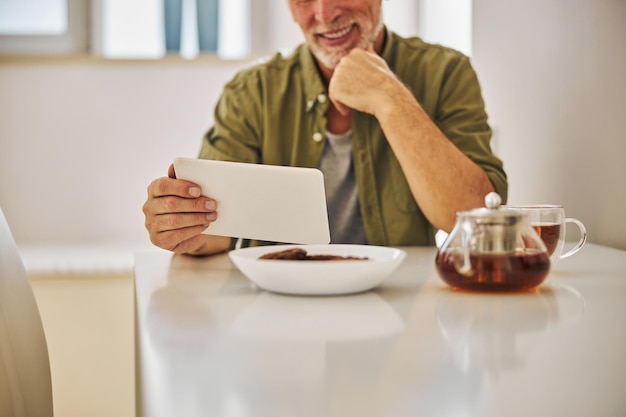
[{"left": 436, "top": 193, "right": 551, "bottom": 292}]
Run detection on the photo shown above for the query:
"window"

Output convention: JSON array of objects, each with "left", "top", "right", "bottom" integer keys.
[
  {"left": 382, "top": 0, "right": 474, "bottom": 57},
  {"left": 0, "top": 0, "right": 67, "bottom": 34},
  {"left": 0, "top": 0, "right": 88, "bottom": 55},
  {"left": 0, "top": 0, "right": 472, "bottom": 59},
  {"left": 99, "top": 0, "right": 251, "bottom": 59}
]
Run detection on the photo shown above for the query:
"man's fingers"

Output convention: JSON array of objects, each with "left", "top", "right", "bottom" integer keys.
[
  {"left": 157, "top": 195, "right": 216, "bottom": 214},
  {"left": 149, "top": 211, "right": 216, "bottom": 234},
  {"left": 149, "top": 225, "right": 211, "bottom": 253},
  {"left": 169, "top": 233, "right": 213, "bottom": 254},
  {"left": 143, "top": 163, "right": 221, "bottom": 253},
  {"left": 143, "top": 194, "right": 217, "bottom": 224},
  {"left": 148, "top": 176, "right": 202, "bottom": 199}
]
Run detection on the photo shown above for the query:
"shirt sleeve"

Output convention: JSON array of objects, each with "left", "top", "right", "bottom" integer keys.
[
  {"left": 435, "top": 55, "right": 508, "bottom": 203},
  {"left": 198, "top": 72, "right": 263, "bottom": 164}
]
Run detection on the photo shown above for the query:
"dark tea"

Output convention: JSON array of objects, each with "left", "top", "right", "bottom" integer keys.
[
  {"left": 435, "top": 250, "right": 551, "bottom": 292},
  {"left": 532, "top": 223, "right": 561, "bottom": 255}
]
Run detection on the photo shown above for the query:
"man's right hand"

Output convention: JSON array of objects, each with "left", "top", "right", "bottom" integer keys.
[{"left": 143, "top": 164, "right": 227, "bottom": 254}]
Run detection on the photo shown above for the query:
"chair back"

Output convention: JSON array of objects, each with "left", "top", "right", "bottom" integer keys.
[{"left": 0, "top": 208, "right": 53, "bottom": 417}]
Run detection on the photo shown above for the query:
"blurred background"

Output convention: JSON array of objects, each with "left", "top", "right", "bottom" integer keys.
[
  {"left": 1, "top": 0, "right": 625, "bottom": 265},
  {"left": 1, "top": 2, "right": 624, "bottom": 416}
]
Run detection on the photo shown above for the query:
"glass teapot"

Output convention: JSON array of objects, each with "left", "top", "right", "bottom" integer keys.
[{"left": 435, "top": 192, "right": 551, "bottom": 292}]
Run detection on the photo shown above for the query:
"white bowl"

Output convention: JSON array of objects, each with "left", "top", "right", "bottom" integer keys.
[{"left": 228, "top": 244, "right": 406, "bottom": 296}]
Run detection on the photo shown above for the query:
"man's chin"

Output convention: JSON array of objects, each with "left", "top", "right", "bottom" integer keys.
[{"left": 311, "top": 49, "right": 349, "bottom": 70}]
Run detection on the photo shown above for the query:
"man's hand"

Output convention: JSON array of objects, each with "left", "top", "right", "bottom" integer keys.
[
  {"left": 328, "top": 47, "right": 407, "bottom": 117},
  {"left": 143, "top": 164, "right": 227, "bottom": 254}
]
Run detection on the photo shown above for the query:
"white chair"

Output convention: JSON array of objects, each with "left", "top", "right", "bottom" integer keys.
[{"left": 0, "top": 208, "right": 53, "bottom": 417}]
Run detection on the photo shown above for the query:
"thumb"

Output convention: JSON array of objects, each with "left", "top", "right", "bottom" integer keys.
[
  {"left": 168, "top": 163, "right": 177, "bottom": 179},
  {"left": 333, "top": 100, "right": 352, "bottom": 117}
]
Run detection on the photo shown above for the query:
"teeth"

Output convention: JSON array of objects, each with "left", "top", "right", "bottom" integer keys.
[{"left": 323, "top": 26, "right": 352, "bottom": 39}]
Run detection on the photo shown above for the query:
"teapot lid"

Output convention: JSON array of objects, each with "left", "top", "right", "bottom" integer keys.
[{"left": 460, "top": 192, "right": 523, "bottom": 224}]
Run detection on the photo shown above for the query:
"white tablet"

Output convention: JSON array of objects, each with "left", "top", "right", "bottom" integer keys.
[{"left": 173, "top": 158, "right": 331, "bottom": 244}]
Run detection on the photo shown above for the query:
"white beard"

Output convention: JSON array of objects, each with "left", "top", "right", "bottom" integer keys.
[{"left": 309, "top": 18, "right": 384, "bottom": 69}]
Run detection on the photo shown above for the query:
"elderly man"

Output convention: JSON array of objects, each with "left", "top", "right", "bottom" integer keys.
[{"left": 143, "top": 0, "right": 507, "bottom": 255}]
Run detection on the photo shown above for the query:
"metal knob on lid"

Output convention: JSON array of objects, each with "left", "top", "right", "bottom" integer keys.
[
  {"left": 485, "top": 192, "right": 501, "bottom": 209},
  {"left": 463, "top": 192, "right": 520, "bottom": 253},
  {"left": 464, "top": 192, "right": 522, "bottom": 224}
]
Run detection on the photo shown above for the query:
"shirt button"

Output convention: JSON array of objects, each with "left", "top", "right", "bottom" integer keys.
[
  {"left": 306, "top": 100, "right": 314, "bottom": 110},
  {"left": 312, "top": 132, "right": 324, "bottom": 142},
  {"left": 317, "top": 94, "right": 327, "bottom": 103}
]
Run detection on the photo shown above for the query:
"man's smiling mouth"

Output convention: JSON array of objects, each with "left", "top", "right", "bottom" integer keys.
[{"left": 317, "top": 25, "right": 354, "bottom": 40}]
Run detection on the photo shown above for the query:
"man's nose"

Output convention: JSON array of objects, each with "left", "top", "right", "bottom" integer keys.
[{"left": 314, "top": 0, "right": 341, "bottom": 24}]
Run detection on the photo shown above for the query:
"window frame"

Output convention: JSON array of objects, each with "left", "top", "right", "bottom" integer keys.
[{"left": 0, "top": 0, "right": 89, "bottom": 56}]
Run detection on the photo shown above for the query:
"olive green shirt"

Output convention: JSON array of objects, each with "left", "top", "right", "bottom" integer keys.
[{"left": 199, "top": 29, "right": 507, "bottom": 248}]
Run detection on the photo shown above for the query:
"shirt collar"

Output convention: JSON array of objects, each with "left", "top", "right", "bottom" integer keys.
[{"left": 298, "top": 45, "right": 328, "bottom": 113}]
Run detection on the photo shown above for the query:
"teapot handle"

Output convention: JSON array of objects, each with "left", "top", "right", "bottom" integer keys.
[{"left": 455, "top": 221, "right": 473, "bottom": 276}]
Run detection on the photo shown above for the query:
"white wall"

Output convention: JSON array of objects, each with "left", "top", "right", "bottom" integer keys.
[
  {"left": 472, "top": 0, "right": 626, "bottom": 250},
  {"left": 0, "top": 58, "right": 248, "bottom": 247},
  {"left": 419, "top": 0, "right": 472, "bottom": 56}
]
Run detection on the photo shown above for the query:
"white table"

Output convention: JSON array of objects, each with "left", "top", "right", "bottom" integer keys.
[{"left": 134, "top": 244, "right": 626, "bottom": 417}]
